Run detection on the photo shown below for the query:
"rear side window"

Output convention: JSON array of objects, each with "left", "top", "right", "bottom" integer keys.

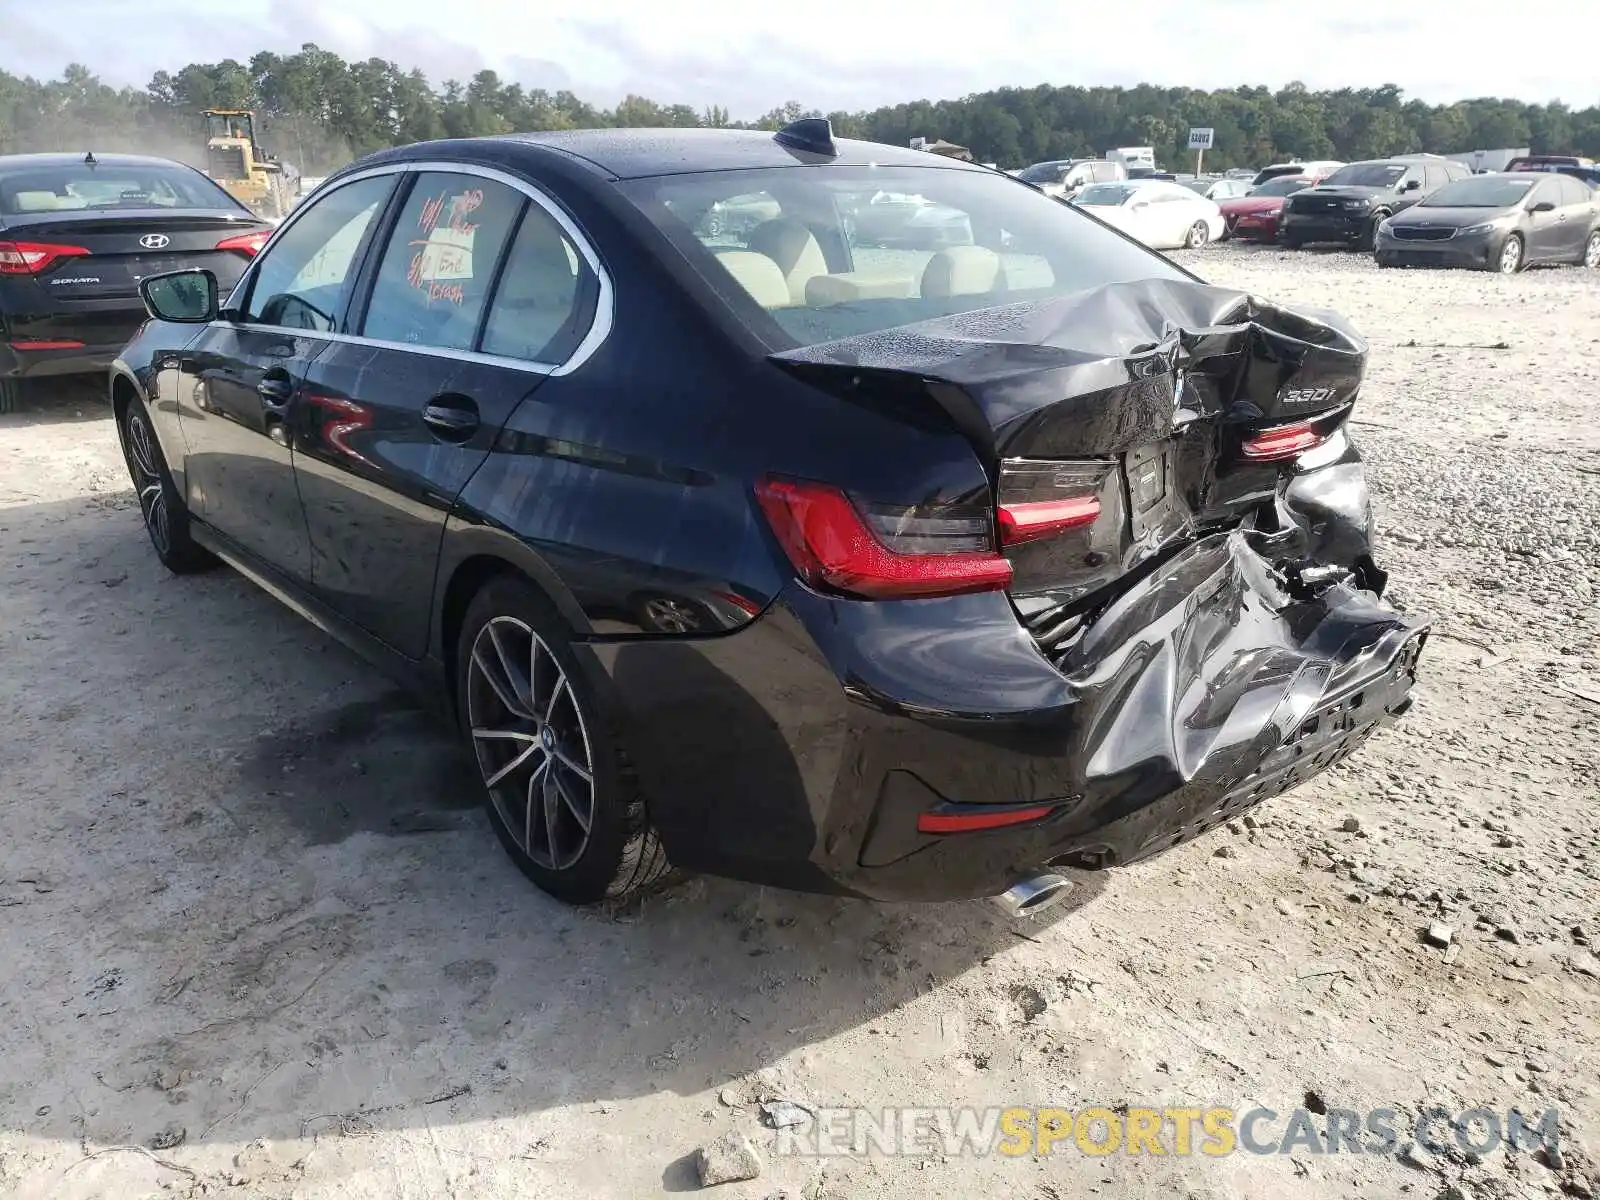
[
  {"left": 245, "top": 175, "right": 394, "bottom": 330},
  {"left": 0, "top": 161, "right": 243, "bottom": 215},
  {"left": 360, "top": 172, "right": 524, "bottom": 352},
  {"left": 480, "top": 204, "right": 596, "bottom": 364},
  {"left": 1558, "top": 176, "right": 1592, "bottom": 206}
]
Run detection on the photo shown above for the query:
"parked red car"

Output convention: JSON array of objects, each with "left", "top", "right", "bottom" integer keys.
[{"left": 1220, "top": 175, "right": 1323, "bottom": 242}]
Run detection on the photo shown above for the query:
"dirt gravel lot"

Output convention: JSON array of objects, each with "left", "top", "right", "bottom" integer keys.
[{"left": 2, "top": 245, "right": 1598, "bottom": 1200}]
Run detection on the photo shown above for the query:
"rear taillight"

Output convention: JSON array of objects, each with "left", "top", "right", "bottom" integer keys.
[
  {"left": 917, "top": 803, "right": 1056, "bottom": 834},
  {"left": 1240, "top": 419, "right": 1327, "bottom": 462},
  {"left": 215, "top": 230, "right": 271, "bottom": 257},
  {"left": 0, "top": 240, "right": 91, "bottom": 275},
  {"left": 996, "top": 460, "right": 1113, "bottom": 547},
  {"left": 754, "top": 476, "right": 1012, "bottom": 600}
]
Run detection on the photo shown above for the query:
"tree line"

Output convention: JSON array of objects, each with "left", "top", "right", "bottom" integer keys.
[{"left": 3, "top": 46, "right": 1597, "bottom": 177}]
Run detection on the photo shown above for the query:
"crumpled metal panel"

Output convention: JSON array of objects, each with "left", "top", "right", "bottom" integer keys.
[{"left": 772, "top": 277, "right": 1368, "bottom": 460}]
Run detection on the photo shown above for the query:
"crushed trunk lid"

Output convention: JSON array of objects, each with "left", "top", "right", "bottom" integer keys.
[{"left": 770, "top": 278, "right": 1375, "bottom": 647}]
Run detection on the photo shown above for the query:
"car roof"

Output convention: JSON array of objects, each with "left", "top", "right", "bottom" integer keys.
[
  {"left": 379, "top": 129, "right": 992, "bottom": 181},
  {"left": 0, "top": 152, "right": 191, "bottom": 171}
]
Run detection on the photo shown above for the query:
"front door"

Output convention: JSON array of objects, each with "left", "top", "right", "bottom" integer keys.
[
  {"left": 293, "top": 168, "right": 601, "bottom": 658},
  {"left": 175, "top": 173, "right": 397, "bottom": 580}
]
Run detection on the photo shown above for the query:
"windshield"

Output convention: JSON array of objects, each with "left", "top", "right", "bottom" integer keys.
[
  {"left": 1420, "top": 177, "right": 1536, "bottom": 208},
  {"left": 1017, "top": 162, "right": 1071, "bottom": 184},
  {"left": 1324, "top": 163, "right": 1407, "bottom": 188},
  {"left": 1181, "top": 179, "right": 1211, "bottom": 194},
  {"left": 1073, "top": 183, "right": 1139, "bottom": 206},
  {"left": 0, "top": 162, "right": 243, "bottom": 215},
  {"left": 1251, "top": 177, "right": 1314, "bottom": 197},
  {"left": 620, "top": 165, "right": 1184, "bottom": 351}
]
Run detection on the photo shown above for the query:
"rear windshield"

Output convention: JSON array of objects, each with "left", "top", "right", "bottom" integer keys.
[
  {"left": 1323, "top": 163, "right": 1406, "bottom": 187},
  {"left": 0, "top": 162, "right": 243, "bottom": 215},
  {"left": 618, "top": 165, "right": 1183, "bottom": 351},
  {"left": 1073, "top": 183, "right": 1140, "bottom": 206},
  {"left": 1251, "top": 177, "right": 1315, "bottom": 197},
  {"left": 1017, "top": 161, "right": 1071, "bottom": 184},
  {"left": 1420, "top": 177, "right": 1537, "bottom": 208}
]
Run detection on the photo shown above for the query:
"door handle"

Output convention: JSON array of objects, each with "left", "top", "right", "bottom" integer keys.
[{"left": 422, "top": 399, "right": 479, "bottom": 442}]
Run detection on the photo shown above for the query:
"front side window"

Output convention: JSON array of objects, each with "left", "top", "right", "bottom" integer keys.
[
  {"left": 360, "top": 172, "right": 525, "bottom": 351},
  {"left": 619, "top": 164, "right": 1183, "bottom": 351},
  {"left": 244, "top": 174, "right": 394, "bottom": 330}
]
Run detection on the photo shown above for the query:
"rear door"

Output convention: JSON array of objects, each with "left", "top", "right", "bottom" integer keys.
[
  {"left": 293, "top": 167, "right": 600, "bottom": 657},
  {"left": 175, "top": 173, "right": 398, "bottom": 582},
  {"left": 1553, "top": 175, "right": 1594, "bottom": 259},
  {"left": 1523, "top": 178, "right": 1566, "bottom": 261}
]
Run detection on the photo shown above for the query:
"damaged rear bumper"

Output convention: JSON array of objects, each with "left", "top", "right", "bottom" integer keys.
[{"left": 593, "top": 530, "right": 1426, "bottom": 902}]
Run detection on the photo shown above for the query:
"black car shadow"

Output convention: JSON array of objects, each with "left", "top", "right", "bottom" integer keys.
[
  {"left": 1, "top": 491, "right": 1109, "bottom": 1161},
  {"left": 0, "top": 375, "right": 109, "bottom": 424}
]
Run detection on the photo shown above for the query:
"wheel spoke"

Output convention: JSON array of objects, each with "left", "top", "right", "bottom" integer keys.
[
  {"left": 486, "top": 623, "right": 534, "bottom": 717},
  {"left": 543, "top": 775, "right": 563, "bottom": 864},
  {"left": 524, "top": 758, "right": 550, "bottom": 854},
  {"left": 553, "top": 772, "right": 590, "bottom": 834},
  {"left": 472, "top": 727, "right": 538, "bottom": 744},
  {"left": 485, "top": 740, "right": 545, "bottom": 789},
  {"left": 544, "top": 672, "right": 567, "bottom": 723},
  {"left": 551, "top": 744, "right": 592, "bottom": 783}
]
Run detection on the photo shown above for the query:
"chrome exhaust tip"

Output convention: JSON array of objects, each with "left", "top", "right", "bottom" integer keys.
[{"left": 992, "top": 872, "right": 1074, "bottom": 918}]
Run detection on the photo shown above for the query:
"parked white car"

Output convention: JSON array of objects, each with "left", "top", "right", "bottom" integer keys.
[{"left": 1070, "top": 180, "right": 1226, "bottom": 249}]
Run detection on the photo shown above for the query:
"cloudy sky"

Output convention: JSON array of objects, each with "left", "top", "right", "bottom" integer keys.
[{"left": 1, "top": 0, "right": 1593, "bottom": 115}]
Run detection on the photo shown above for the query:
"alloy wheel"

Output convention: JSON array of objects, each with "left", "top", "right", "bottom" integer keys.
[
  {"left": 642, "top": 596, "right": 702, "bottom": 633},
  {"left": 126, "top": 411, "right": 171, "bottom": 556},
  {"left": 1188, "top": 221, "right": 1209, "bottom": 248},
  {"left": 466, "top": 616, "right": 596, "bottom": 871},
  {"left": 1585, "top": 233, "right": 1600, "bottom": 269},
  {"left": 1499, "top": 237, "right": 1523, "bottom": 274}
]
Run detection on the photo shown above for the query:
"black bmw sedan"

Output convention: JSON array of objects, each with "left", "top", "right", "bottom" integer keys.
[
  {"left": 0, "top": 152, "right": 272, "bottom": 413},
  {"left": 111, "top": 122, "right": 1427, "bottom": 911}
]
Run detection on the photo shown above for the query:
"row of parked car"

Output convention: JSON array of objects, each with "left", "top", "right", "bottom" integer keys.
[
  {"left": 1215, "top": 153, "right": 1600, "bottom": 273},
  {"left": 1009, "top": 150, "right": 1600, "bottom": 272}
]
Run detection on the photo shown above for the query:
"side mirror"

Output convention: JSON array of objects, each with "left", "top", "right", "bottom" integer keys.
[
  {"left": 1530, "top": 200, "right": 1556, "bottom": 213},
  {"left": 1401, "top": 179, "right": 1421, "bottom": 192},
  {"left": 1131, "top": 200, "right": 1149, "bottom": 211},
  {"left": 140, "top": 269, "right": 219, "bottom": 323}
]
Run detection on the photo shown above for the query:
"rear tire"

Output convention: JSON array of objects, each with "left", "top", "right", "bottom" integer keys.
[
  {"left": 1280, "top": 235, "right": 1303, "bottom": 250},
  {"left": 1497, "top": 234, "right": 1524, "bottom": 275},
  {"left": 1583, "top": 230, "right": 1600, "bottom": 269},
  {"left": 457, "top": 577, "right": 670, "bottom": 905},
  {"left": 0, "top": 377, "right": 25, "bottom": 415},
  {"left": 118, "top": 393, "right": 215, "bottom": 573}
]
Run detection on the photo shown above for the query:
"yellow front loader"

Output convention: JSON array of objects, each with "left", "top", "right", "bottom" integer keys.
[{"left": 202, "top": 110, "right": 294, "bottom": 220}]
